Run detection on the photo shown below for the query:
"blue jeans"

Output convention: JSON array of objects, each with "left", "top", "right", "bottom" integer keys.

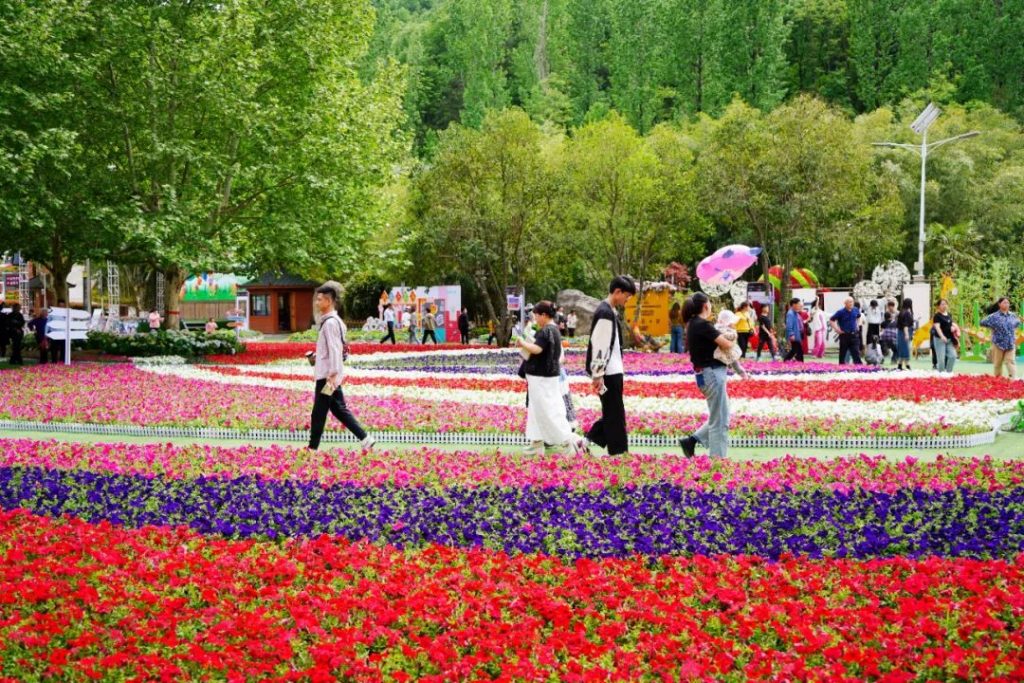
[
  {"left": 896, "top": 333, "right": 910, "bottom": 361},
  {"left": 670, "top": 325, "right": 684, "bottom": 353},
  {"left": 933, "top": 336, "right": 957, "bottom": 372},
  {"left": 694, "top": 366, "right": 730, "bottom": 457}
]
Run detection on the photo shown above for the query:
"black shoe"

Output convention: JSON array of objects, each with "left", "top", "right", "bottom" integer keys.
[{"left": 679, "top": 436, "right": 697, "bottom": 457}]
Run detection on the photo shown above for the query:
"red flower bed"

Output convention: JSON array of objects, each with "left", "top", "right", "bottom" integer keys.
[
  {"left": 205, "top": 365, "right": 1024, "bottom": 403},
  {"left": 208, "top": 341, "right": 478, "bottom": 364},
  {"left": 2, "top": 509, "right": 1023, "bottom": 682}
]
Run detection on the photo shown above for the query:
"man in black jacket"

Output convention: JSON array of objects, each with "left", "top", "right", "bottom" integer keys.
[
  {"left": 457, "top": 308, "right": 470, "bottom": 344},
  {"left": 6, "top": 303, "right": 25, "bottom": 365},
  {"left": 584, "top": 275, "right": 637, "bottom": 456},
  {"left": 0, "top": 304, "right": 9, "bottom": 358}
]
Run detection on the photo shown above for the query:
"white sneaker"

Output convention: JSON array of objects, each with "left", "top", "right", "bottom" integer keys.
[
  {"left": 360, "top": 436, "right": 376, "bottom": 451},
  {"left": 523, "top": 440, "right": 545, "bottom": 456}
]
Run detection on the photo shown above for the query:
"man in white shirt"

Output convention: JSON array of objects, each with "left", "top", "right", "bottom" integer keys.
[
  {"left": 584, "top": 275, "right": 637, "bottom": 456},
  {"left": 380, "top": 303, "right": 396, "bottom": 344},
  {"left": 308, "top": 285, "right": 375, "bottom": 451}
]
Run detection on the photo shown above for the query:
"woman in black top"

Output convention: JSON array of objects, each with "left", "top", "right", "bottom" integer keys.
[
  {"left": 679, "top": 292, "right": 734, "bottom": 458},
  {"left": 517, "top": 300, "right": 585, "bottom": 456},
  {"left": 895, "top": 298, "right": 914, "bottom": 370},
  {"left": 753, "top": 304, "right": 777, "bottom": 361},
  {"left": 931, "top": 298, "right": 957, "bottom": 373}
]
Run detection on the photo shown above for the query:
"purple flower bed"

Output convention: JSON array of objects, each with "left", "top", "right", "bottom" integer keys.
[{"left": 3, "top": 466, "right": 1022, "bottom": 560}]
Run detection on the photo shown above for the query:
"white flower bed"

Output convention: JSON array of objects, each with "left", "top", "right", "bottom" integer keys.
[{"left": 137, "top": 363, "right": 1009, "bottom": 428}]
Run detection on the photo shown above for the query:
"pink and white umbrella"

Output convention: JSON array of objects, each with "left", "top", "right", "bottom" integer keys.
[{"left": 696, "top": 244, "right": 762, "bottom": 287}]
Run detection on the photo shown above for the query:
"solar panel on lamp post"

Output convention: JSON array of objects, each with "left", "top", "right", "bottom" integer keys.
[{"left": 872, "top": 102, "right": 980, "bottom": 282}]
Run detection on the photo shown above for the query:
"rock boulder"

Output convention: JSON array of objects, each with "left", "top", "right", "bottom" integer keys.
[{"left": 556, "top": 289, "right": 602, "bottom": 334}]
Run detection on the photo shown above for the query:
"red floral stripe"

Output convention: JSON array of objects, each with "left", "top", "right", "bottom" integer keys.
[{"left": 1, "top": 509, "right": 1022, "bottom": 681}]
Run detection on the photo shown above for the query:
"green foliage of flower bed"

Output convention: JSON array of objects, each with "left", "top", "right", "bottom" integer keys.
[
  {"left": 85, "top": 330, "right": 244, "bottom": 358},
  {"left": 1011, "top": 401, "right": 1024, "bottom": 433}
]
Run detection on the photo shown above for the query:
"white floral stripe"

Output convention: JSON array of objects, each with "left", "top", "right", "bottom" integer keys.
[
  {"left": 223, "top": 362, "right": 946, "bottom": 385},
  {"left": 136, "top": 364, "right": 1008, "bottom": 427}
]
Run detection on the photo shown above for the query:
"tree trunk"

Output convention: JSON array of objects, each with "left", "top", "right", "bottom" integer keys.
[
  {"left": 163, "top": 266, "right": 185, "bottom": 330},
  {"left": 534, "top": 0, "right": 549, "bottom": 82},
  {"left": 476, "top": 274, "right": 509, "bottom": 347},
  {"left": 45, "top": 233, "right": 73, "bottom": 304}
]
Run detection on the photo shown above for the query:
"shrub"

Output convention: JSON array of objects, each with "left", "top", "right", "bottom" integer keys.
[
  {"left": 85, "top": 330, "right": 244, "bottom": 358},
  {"left": 1011, "top": 400, "right": 1024, "bottom": 433},
  {"left": 287, "top": 328, "right": 319, "bottom": 342}
]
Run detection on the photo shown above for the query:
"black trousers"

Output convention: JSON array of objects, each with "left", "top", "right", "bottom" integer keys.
[
  {"left": 838, "top": 332, "right": 863, "bottom": 364},
  {"left": 737, "top": 332, "right": 751, "bottom": 357},
  {"left": 487, "top": 333, "right": 496, "bottom": 345},
  {"left": 50, "top": 341, "right": 64, "bottom": 364},
  {"left": 586, "top": 373, "right": 628, "bottom": 456},
  {"left": 459, "top": 331, "right": 469, "bottom": 344},
  {"left": 568, "top": 328, "right": 575, "bottom": 338},
  {"left": 755, "top": 333, "right": 776, "bottom": 358},
  {"left": 421, "top": 329, "right": 437, "bottom": 344},
  {"left": 380, "top": 322, "right": 396, "bottom": 344},
  {"left": 8, "top": 334, "right": 23, "bottom": 364},
  {"left": 308, "top": 379, "right": 368, "bottom": 450},
  {"left": 784, "top": 338, "right": 804, "bottom": 362},
  {"left": 866, "top": 323, "right": 880, "bottom": 343}
]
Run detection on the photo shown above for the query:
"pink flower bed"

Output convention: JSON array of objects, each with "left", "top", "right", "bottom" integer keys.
[{"left": 3, "top": 439, "right": 1022, "bottom": 492}]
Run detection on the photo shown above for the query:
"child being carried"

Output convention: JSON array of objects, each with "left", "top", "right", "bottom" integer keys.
[{"left": 714, "top": 310, "right": 749, "bottom": 379}]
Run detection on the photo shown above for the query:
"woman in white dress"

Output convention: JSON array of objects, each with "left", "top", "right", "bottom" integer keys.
[
  {"left": 808, "top": 302, "right": 828, "bottom": 358},
  {"left": 516, "top": 301, "right": 586, "bottom": 456}
]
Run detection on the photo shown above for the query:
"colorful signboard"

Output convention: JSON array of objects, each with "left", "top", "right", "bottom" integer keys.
[
  {"left": 624, "top": 289, "right": 671, "bottom": 337},
  {"left": 180, "top": 273, "right": 240, "bottom": 302},
  {"left": 388, "top": 285, "right": 462, "bottom": 343},
  {"left": 1, "top": 269, "right": 19, "bottom": 303}
]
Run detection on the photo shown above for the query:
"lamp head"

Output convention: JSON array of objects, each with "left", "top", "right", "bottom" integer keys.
[{"left": 910, "top": 102, "right": 941, "bottom": 135}]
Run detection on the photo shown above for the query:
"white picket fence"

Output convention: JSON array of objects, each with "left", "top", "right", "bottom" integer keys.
[{"left": 0, "top": 417, "right": 1008, "bottom": 451}]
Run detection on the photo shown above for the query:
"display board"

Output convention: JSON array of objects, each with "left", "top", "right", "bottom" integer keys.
[
  {"left": 388, "top": 285, "right": 462, "bottom": 343},
  {"left": 181, "top": 273, "right": 241, "bottom": 302},
  {"left": 624, "top": 289, "right": 671, "bottom": 336}
]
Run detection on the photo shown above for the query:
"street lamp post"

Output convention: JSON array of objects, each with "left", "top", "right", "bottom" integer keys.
[{"left": 872, "top": 102, "right": 980, "bottom": 282}]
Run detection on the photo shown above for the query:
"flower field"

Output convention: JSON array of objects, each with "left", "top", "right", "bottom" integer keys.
[
  {"left": 2, "top": 438, "right": 1024, "bottom": 679},
  {"left": 1, "top": 345, "right": 1021, "bottom": 444},
  {"left": 1, "top": 346, "right": 1023, "bottom": 679}
]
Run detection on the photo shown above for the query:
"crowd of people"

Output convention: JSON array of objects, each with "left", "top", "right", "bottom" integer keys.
[{"left": 2, "top": 279, "right": 1018, "bottom": 463}]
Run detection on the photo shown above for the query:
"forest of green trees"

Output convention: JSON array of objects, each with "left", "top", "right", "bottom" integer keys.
[
  {"left": 2, "top": 0, "right": 1022, "bottom": 331},
  {"left": 364, "top": 0, "right": 1024, "bottom": 151},
  {"left": 357, "top": 0, "right": 1024, "bottom": 330}
]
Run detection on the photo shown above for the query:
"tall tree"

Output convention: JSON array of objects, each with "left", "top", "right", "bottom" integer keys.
[
  {"left": 560, "top": 113, "right": 708, "bottom": 306},
  {"left": 89, "top": 0, "right": 407, "bottom": 327},
  {"left": 0, "top": 1, "right": 122, "bottom": 301},
  {"left": 698, "top": 96, "right": 898, "bottom": 327},
  {"left": 411, "top": 108, "right": 558, "bottom": 344}
]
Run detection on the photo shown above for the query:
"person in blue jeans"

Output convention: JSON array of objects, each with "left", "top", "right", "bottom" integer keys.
[
  {"left": 668, "top": 302, "right": 684, "bottom": 353},
  {"left": 679, "top": 292, "right": 735, "bottom": 458},
  {"left": 783, "top": 298, "right": 804, "bottom": 362},
  {"left": 931, "top": 298, "right": 958, "bottom": 373}
]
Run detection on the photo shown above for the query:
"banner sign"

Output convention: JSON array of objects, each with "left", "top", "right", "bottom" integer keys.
[
  {"left": 1, "top": 268, "right": 19, "bottom": 303},
  {"left": 180, "top": 273, "right": 241, "bottom": 302},
  {"left": 624, "top": 289, "right": 671, "bottom": 337}
]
